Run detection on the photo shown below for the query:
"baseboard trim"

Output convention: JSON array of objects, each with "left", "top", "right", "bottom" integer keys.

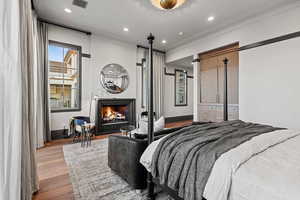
[
  {"left": 51, "top": 115, "right": 194, "bottom": 139},
  {"left": 165, "top": 115, "right": 193, "bottom": 123},
  {"left": 51, "top": 129, "right": 70, "bottom": 140}
]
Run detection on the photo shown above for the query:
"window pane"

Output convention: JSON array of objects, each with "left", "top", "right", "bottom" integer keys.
[
  {"left": 50, "top": 83, "right": 65, "bottom": 109},
  {"left": 62, "top": 85, "right": 72, "bottom": 109},
  {"left": 64, "top": 47, "right": 79, "bottom": 70},
  {"left": 68, "top": 88, "right": 80, "bottom": 109},
  {"left": 64, "top": 69, "right": 79, "bottom": 88},
  {"left": 49, "top": 44, "right": 64, "bottom": 62},
  {"left": 48, "top": 42, "right": 81, "bottom": 111}
]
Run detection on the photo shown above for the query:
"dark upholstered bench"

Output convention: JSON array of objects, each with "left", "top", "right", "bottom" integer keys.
[{"left": 107, "top": 126, "right": 186, "bottom": 189}]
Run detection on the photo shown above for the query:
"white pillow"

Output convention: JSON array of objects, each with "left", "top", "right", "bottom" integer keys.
[
  {"left": 138, "top": 116, "right": 165, "bottom": 134},
  {"left": 154, "top": 116, "right": 165, "bottom": 132}
]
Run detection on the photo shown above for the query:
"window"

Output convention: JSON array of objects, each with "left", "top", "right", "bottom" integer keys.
[
  {"left": 141, "top": 58, "right": 148, "bottom": 109},
  {"left": 48, "top": 41, "right": 81, "bottom": 112}
]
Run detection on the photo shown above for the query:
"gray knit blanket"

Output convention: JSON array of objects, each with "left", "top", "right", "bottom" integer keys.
[{"left": 151, "top": 120, "right": 282, "bottom": 200}]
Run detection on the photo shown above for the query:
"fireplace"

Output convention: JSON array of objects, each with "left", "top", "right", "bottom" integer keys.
[
  {"left": 96, "top": 99, "right": 136, "bottom": 134},
  {"left": 101, "top": 105, "right": 127, "bottom": 124}
]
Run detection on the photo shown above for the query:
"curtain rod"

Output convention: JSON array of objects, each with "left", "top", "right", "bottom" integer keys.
[
  {"left": 38, "top": 18, "right": 92, "bottom": 35},
  {"left": 137, "top": 45, "right": 166, "bottom": 54},
  {"left": 238, "top": 30, "right": 300, "bottom": 51},
  {"left": 197, "top": 30, "right": 300, "bottom": 59}
]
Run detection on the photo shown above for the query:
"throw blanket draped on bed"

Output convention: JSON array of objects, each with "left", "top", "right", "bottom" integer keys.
[{"left": 151, "top": 120, "right": 282, "bottom": 200}]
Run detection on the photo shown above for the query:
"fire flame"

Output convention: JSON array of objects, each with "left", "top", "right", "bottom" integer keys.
[{"left": 102, "top": 106, "right": 126, "bottom": 121}]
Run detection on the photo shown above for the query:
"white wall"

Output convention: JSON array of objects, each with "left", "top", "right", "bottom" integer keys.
[
  {"left": 166, "top": 2, "right": 300, "bottom": 129},
  {"left": 240, "top": 37, "right": 300, "bottom": 129},
  {"left": 166, "top": 3, "right": 300, "bottom": 63},
  {"left": 48, "top": 25, "right": 137, "bottom": 130},
  {"left": 164, "top": 65, "right": 194, "bottom": 118},
  {"left": 90, "top": 36, "right": 137, "bottom": 99}
]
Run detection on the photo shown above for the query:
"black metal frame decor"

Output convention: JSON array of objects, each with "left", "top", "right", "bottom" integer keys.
[
  {"left": 147, "top": 33, "right": 155, "bottom": 200},
  {"left": 174, "top": 69, "right": 188, "bottom": 107},
  {"left": 223, "top": 58, "right": 229, "bottom": 121},
  {"left": 145, "top": 33, "right": 216, "bottom": 200}
]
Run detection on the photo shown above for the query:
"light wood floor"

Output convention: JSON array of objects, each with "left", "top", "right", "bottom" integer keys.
[{"left": 33, "top": 120, "right": 192, "bottom": 200}]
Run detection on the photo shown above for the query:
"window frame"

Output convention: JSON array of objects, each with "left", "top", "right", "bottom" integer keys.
[{"left": 48, "top": 40, "right": 82, "bottom": 113}]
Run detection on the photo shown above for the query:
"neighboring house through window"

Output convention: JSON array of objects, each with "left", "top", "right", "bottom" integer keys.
[{"left": 48, "top": 41, "right": 81, "bottom": 112}]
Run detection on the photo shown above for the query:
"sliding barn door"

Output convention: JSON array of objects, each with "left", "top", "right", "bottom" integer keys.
[
  {"left": 200, "top": 56, "right": 219, "bottom": 103},
  {"left": 199, "top": 44, "right": 239, "bottom": 122}
]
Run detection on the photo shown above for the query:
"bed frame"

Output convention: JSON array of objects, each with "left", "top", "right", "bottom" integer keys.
[
  {"left": 145, "top": 30, "right": 300, "bottom": 200},
  {"left": 145, "top": 34, "right": 223, "bottom": 200}
]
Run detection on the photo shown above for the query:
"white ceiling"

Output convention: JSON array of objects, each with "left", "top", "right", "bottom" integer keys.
[{"left": 35, "top": 0, "right": 297, "bottom": 51}]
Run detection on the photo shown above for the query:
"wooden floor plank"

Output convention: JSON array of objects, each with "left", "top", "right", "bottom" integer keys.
[{"left": 33, "top": 120, "right": 192, "bottom": 199}]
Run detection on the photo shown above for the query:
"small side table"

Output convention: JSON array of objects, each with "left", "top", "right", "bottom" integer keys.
[
  {"left": 120, "top": 125, "right": 136, "bottom": 138},
  {"left": 81, "top": 123, "right": 95, "bottom": 147}
]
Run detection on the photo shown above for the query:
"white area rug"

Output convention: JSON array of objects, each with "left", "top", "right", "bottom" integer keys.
[{"left": 63, "top": 139, "right": 170, "bottom": 200}]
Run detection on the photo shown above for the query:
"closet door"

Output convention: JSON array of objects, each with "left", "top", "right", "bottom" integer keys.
[
  {"left": 200, "top": 56, "right": 218, "bottom": 103},
  {"left": 218, "top": 51, "right": 239, "bottom": 104}
]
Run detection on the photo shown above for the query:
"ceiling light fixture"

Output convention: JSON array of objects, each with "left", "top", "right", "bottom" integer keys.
[
  {"left": 64, "top": 8, "right": 72, "bottom": 13},
  {"left": 208, "top": 16, "right": 215, "bottom": 22},
  {"left": 151, "top": 0, "right": 187, "bottom": 10},
  {"left": 162, "top": 40, "right": 167, "bottom": 44},
  {"left": 179, "top": 32, "right": 184, "bottom": 36},
  {"left": 123, "top": 27, "right": 129, "bottom": 32}
]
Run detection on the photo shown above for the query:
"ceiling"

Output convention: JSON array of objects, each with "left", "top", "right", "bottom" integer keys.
[{"left": 35, "top": 0, "right": 297, "bottom": 51}]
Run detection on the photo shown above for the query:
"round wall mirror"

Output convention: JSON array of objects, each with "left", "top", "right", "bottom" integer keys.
[{"left": 100, "top": 64, "right": 129, "bottom": 94}]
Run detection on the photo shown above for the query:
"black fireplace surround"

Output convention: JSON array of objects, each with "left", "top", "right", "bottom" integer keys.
[{"left": 95, "top": 98, "right": 136, "bottom": 134}]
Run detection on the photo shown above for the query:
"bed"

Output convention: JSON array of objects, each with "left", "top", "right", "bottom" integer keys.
[
  {"left": 144, "top": 33, "right": 300, "bottom": 200},
  {"left": 140, "top": 121, "right": 300, "bottom": 200}
]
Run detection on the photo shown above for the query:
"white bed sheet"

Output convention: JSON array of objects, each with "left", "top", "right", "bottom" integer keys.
[
  {"left": 228, "top": 132, "right": 300, "bottom": 200},
  {"left": 140, "top": 130, "right": 300, "bottom": 200}
]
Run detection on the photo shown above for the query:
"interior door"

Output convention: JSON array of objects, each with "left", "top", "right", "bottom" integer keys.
[
  {"left": 199, "top": 43, "right": 239, "bottom": 122},
  {"left": 218, "top": 51, "right": 239, "bottom": 104}
]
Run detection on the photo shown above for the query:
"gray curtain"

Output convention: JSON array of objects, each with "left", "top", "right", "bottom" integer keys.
[
  {"left": 20, "top": 0, "right": 39, "bottom": 199},
  {"left": 0, "top": 0, "right": 22, "bottom": 199},
  {"left": 37, "top": 22, "right": 51, "bottom": 143},
  {"left": 153, "top": 52, "right": 165, "bottom": 118},
  {"left": 137, "top": 48, "right": 165, "bottom": 118}
]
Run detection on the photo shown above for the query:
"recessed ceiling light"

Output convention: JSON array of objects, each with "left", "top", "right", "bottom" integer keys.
[
  {"left": 179, "top": 32, "right": 184, "bottom": 36},
  {"left": 208, "top": 16, "right": 215, "bottom": 22},
  {"left": 64, "top": 8, "right": 72, "bottom": 13},
  {"left": 162, "top": 40, "right": 167, "bottom": 44},
  {"left": 123, "top": 27, "right": 129, "bottom": 32}
]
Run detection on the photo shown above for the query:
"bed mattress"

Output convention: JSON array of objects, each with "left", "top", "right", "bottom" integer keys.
[
  {"left": 140, "top": 129, "right": 300, "bottom": 200},
  {"left": 228, "top": 132, "right": 300, "bottom": 200}
]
